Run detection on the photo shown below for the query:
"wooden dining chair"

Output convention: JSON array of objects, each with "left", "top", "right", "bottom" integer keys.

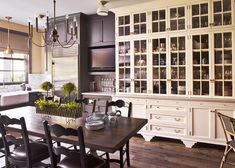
[
  {"left": 75, "top": 98, "right": 97, "bottom": 113},
  {"left": 0, "top": 115, "right": 49, "bottom": 168},
  {"left": 105, "top": 99, "right": 132, "bottom": 168},
  {"left": 43, "top": 120, "right": 107, "bottom": 168},
  {"left": 218, "top": 112, "right": 235, "bottom": 168}
]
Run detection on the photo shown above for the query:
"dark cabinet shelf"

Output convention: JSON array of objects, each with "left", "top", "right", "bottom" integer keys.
[{"left": 88, "top": 12, "right": 115, "bottom": 47}]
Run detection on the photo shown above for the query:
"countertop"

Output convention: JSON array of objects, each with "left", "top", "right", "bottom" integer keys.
[{"left": 82, "top": 92, "right": 116, "bottom": 96}]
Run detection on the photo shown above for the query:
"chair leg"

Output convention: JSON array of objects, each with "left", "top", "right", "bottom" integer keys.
[
  {"left": 220, "top": 144, "right": 232, "bottom": 168},
  {"left": 105, "top": 152, "right": 110, "bottom": 168},
  {"left": 126, "top": 142, "right": 130, "bottom": 167},
  {"left": 73, "top": 145, "right": 77, "bottom": 150},
  {"left": 119, "top": 147, "right": 124, "bottom": 168}
]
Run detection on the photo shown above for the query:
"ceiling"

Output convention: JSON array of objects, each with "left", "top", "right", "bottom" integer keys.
[{"left": 0, "top": 0, "right": 154, "bottom": 26}]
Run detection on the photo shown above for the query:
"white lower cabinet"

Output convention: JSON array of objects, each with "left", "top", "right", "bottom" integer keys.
[
  {"left": 190, "top": 102, "right": 212, "bottom": 140},
  {"left": 114, "top": 95, "right": 235, "bottom": 148},
  {"left": 148, "top": 99, "right": 188, "bottom": 138}
]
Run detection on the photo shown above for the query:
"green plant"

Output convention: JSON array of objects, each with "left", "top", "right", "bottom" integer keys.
[
  {"left": 40, "top": 81, "right": 53, "bottom": 97},
  {"left": 59, "top": 101, "right": 82, "bottom": 111},
  {"left": 61, "top": 82, "right": 77, "bottom": 100},
  {"left": 35, "top": 99, "right": 82, "bottom": 118},
  {"left": 35, "top": 99, "right": 59, "bottom": 110}
]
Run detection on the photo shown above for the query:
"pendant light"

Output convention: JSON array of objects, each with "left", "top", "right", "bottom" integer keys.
[
  {"left": 5, "top": 16, "right": 13, "bottom": 55},
  {"left": 97, "top": 0, "right": 109, "bottom": 16}
]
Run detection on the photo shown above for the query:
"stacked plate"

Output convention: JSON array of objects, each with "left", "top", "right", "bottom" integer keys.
[
  {"left": 85, "top": 120, "right": 104, "bottom": 130},
  {"left": 85, "top": 111, "right": 106, "bottom": 130}
]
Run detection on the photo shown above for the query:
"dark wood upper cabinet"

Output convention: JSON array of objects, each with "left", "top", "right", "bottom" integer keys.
[{"left": 88, "top": 12, "right": 115, "bottom": 47}]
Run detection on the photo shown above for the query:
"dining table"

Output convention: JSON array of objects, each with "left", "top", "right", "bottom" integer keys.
[{"left": 0, "top": 106, "right": 148, "bottom": 153}]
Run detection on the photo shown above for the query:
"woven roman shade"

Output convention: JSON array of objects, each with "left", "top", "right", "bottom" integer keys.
[{"left": 0, "top": 28, "right": 29, "bottom": 54}]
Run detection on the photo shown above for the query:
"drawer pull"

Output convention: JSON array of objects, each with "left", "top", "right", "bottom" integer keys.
[
  {"left": 155, "top": 127, "right": 161, "bottom": 131},
  {"left": 155, "top": 116, "right": 161, "bottom": 119},
  {"left": 176, "top": 107, "right": 179, "bottom": 110},
  {"left": 174, "top": 118, "right": 181, "bottom": 121},
  {"left": 174, "top": 129, "right": 181, "bottom": 133}
]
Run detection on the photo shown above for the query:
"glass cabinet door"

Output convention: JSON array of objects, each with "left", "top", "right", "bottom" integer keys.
[
  {"left": 191, "top": 3, "right": 209, "bottom": 29},
  {"left": 151, "top": 9, "right": 166, "bottom": 33},
  {"left": 192, "top": 34, "right": 210, "bottom": 96},
  {"left": 213, "top": 0, "right": 232, "bottom": 26},
  {"left": 169, "top": 6, "right": 186, "bottom": 31},
  {"left": 170, "top": 36, "right": 186, "bottom": 95},
  {"left": 214, "top": 32, "right": 232, "bottom": 96},
  {"left": 118, "top": 15, "right": 130, "bottom": 36},
  {"left": 118, "top": 41, "right": 131, "bottom": 93},
  {"left": 134, "top": 40, "right": 147, "bottom": 93},
  {"left": 152, "top": 37, "right": 167, "bottom": 94},
  {"left": 133, "top": 13, "right": 147, "bottom": 35}
]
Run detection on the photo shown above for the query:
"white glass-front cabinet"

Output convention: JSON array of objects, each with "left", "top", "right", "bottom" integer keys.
[
  {"left": 151, "top": 37, "right": 167, "bottom": 94},
  {"left": 133, "top": 39, "right": 148, "bottom": 93},
  {"left": 118, "top": 41, "right": 131, "bottom": 93},
  {"left": 191, "top": 33, "right": 210, "bottom": 96},
  {"left": 169, "top": 35, "right": 187, "bottom": 95},
  {"left": 151, "top": 9, "right": 167, "bottom": 33},
  {"left": 212, "top": 0, "right": 233, "bottom": 26},
  {"left": 213, "top": 31, "right": 233, "bottom": 97},
  {"left": 191, "top": 2, "right": 209, "bottom": 29},
  {"left": 116, "top": 0, "right": 234, "bottom": 97},
  {"left": 118, "top": 15, "right": 130, "bottom": 36},
  {"left": 169, "top": 6, "right": 186, "bottom": 31}
]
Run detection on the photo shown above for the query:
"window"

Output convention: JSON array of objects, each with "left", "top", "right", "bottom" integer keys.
[{"left": 0, "top": 53, "right": 28, "bottom": 84}]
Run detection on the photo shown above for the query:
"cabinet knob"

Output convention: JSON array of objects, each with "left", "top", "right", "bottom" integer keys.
[
  {"left": 155, "top": 116, "right": 161, "bottom": 119},
  {"left": 174, "top": 118, "right": 181, "bottom": 121},
  {"left": 174, "top": 129, "right": 181, "bottom": 133},
  {"left": 155, "top": 127, "right": 161, "bottom": 131}
]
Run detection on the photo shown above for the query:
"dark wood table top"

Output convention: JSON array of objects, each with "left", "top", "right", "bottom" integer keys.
[{"left": 0, "top": 106, "right": 147, "bottom": 153}]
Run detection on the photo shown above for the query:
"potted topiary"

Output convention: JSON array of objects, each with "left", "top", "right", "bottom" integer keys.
[
  {"left": 61, "top": 82, "right": 77, "bottom": 101},
  {"left": 40, "top": 81, "right": 53, "bottom": 98}
]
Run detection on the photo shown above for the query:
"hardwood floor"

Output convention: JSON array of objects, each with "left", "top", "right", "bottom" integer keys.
[
  {"left": 0, "top": 135, "right": 233, "bottom": 168},
  {"left": 108, "top": 135, "right": 233, "bottom": 168}
]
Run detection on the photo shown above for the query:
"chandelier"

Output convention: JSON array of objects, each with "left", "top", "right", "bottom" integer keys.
[
  {"left": 28, "top": 0, "right": 78, "bottom": 48},
  {"left": 5, "top": 16, "right": 13, "bottom": 54}
]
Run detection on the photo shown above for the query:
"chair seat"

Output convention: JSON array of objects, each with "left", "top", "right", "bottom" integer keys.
[
  {"left": 58, "top": 153, "right": 105, "bottom": 168},
  {"left": 11, "top": 142, "right": 49, "bottom": 162}
]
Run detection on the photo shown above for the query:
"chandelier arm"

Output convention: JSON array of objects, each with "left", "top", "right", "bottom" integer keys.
[
  {"left": 41, "top": 32, "right": 53, "bottom": 46},
  {"left": 31, "top": 32, "right": 53, "bottom": 47},
  {"left": 57, "top": 38, "right": 76, "bottom": 48},
  {"left": 31, "top": 40, "right": 48, "bottom": 48}
]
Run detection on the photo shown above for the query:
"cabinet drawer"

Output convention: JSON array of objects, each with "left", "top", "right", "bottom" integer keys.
[
  {"left": 150, "top": 124, "right": 186, "bottom": 135},
  {"left": 150, "top": 113, "right": 186, "bottom": 124},
  {"left": 149, "top": 105, "right": 186, "bottom": 113},
  {"left": 148, "top": 99, "right": 187, "bottom": 106}
]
